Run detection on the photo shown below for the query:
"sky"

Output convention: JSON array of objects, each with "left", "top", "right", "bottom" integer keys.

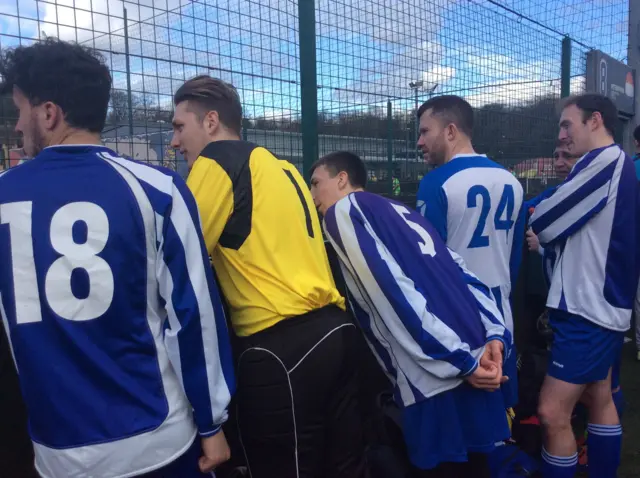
[{"left": 0, "top": 0, "right": 629, "bottom": 120}]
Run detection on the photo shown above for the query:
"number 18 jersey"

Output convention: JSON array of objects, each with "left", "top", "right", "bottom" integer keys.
[
  {"left": 0, "top": 145, "right": 234, "bottom": 478},
  {"left": 416, "top": 154, "right": 524, "bottom": 333}
]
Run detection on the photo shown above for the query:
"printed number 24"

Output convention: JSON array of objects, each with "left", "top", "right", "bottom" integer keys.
[{"left": 467, "top": 184, "right": 515, "bottom": 248}]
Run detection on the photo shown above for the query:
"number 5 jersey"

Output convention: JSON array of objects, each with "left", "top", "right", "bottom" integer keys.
[
  {"left": 323, "top": 191, "right": 510, "bottom": 404},
  {"left": 0, "top": 145, "right": 235, "bottom": 478}
]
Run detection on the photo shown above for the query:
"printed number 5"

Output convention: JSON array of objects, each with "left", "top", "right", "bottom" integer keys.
[
  {"left": 392, "top": 204, "right": 436, "bottom": 257},
  {"left": 2, "top": 201, "right": 114, "bottom": 324},
  {"left": 467, "top": 184, "right": 515, "bottom": 248}
]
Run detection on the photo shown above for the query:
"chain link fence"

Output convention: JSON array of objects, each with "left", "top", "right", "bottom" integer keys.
[{"left": 0, "top": 0, "right": 631, "bottom": 202}]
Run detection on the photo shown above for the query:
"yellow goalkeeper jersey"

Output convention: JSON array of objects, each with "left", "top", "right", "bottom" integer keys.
[{"left": 187, "top": 140, "right": 345, "bottom": 337}]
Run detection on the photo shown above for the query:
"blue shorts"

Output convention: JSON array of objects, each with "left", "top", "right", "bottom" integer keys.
[
  {"left": 402, "top": 382, "right": 510, "bottom": 470},
  {"left": 548, "top": 310, "right": 624, "bottom": 385},
  {"left": 611, "top": 351, "right": 621, "bottom": 390},
  {"left": 501, "top": 346, "right": 518, "bottom": 409}
]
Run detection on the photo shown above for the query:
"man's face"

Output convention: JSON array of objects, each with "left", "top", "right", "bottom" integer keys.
[
  {"left": 417, "top": 109, "right": 448, "bottom": 166},
  {"left": 171, "top": 101, "right": 211, "bottom": 168},
  {"left": 553, "top": 145, "right": 579, "bottom": 177},
  {"left": 558, "top": 104, "right": 592, "bottom": 157},
  {"left": 13, "top": 87, "right": 45, "bottom": 158},
  {"left": 310, "top": 165, "right": 345, "bottom": 216}
]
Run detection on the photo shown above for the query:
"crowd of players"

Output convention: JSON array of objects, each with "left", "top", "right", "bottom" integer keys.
[{"left": 0, "top": 37, "right": 637, "bottom": 478}]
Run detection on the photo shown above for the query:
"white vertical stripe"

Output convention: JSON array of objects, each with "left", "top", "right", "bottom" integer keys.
[
  {"left": 339, "top": 266, "right": 416, "bottom": 405},
  {"left": 153, "top": 211, "right": 184, "bottom": 391},
  {"left": 100, "top": 152, "right": 231, "bottom": 424},
  {"left": 99, "top": 155, "right": 192, "bottom": 418}
]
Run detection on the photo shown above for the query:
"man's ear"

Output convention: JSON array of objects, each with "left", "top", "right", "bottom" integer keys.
[
  {"left": 42, "top": 102, "right": 62, "bottom": 131},
  {"left": 337, "top": 170, "right": 349, "bottom": 189},
  {"left": 446, "top": 122, "right": 458, "bottom": 141},
  {"left": 204, "top": 110, "right": 220, "bottom": 135},
  {"left": 589, "top": 111, "right": 603, "bottom": 132}
]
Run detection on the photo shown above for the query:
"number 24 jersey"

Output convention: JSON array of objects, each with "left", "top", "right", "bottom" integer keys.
[{"left": 416, "top": 155, "right": 525, "bottom": 334}]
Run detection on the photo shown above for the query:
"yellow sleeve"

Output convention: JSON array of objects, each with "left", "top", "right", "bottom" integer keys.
[{"left": 186, "top": 157, "right": 234, "bottom": 254}]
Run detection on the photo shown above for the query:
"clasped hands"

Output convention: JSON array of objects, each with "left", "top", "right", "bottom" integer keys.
[{"left": 465, "top": 339, "right": 509, "bottom": 391}]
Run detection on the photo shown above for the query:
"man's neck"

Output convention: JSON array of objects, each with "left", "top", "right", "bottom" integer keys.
[
  {"left": 48, "top": 129, "right": 102, "bottom": 148},
  {"left": 210, "top": 131, "right": 241, "bottom": 142},
  {"left": 588, "top": 133, "right": 614, "bottom": 153},
  {"left": 445, "top": 142, "right": 476, "bottom": 164}
]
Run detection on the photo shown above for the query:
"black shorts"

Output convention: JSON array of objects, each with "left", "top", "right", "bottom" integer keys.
[{"left": 234, "top": 305, "right": 367, "bottom": 478}]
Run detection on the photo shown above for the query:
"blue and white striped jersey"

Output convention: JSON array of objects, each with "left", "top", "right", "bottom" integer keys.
[
  {"left": 416, "top": 155, "right": 525, "bottom": 335},
  {"left": 0, "top": 145, "right": 235, "bottom": 478},
  {"left": 530, "top": 144, "right": 639, "bottom": 331},
  {"left": 323, "top": 191, "right": 509, "bottom": 406}
]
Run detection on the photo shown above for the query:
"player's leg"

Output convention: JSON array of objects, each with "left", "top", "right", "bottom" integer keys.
[
  {"left": 584, "top": 330, "right": 625, "bottom": 478},
  {"left": 538, "top": 375, "right": 585, "bottom": 477},
  {"left": 584, "top": 369, "right": 621, "bottom": 478},
  {"left": 610, "top": 351, "right": 624, "bottom": 420},
  {"left": 235, "top": 306, "right": 367, "bottom": 478},
  {"left": 319, "top": 320, "right": 369, "bottom": 478},
  {"left": 235, "top": 345, "right": 299, "bottom": 478}
]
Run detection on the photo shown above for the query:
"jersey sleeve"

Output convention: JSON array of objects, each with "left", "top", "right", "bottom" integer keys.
[
  {"left": 156, "top": 174, "right": 236, "bottom": 437},
  {"left": 324, "top": 197, "right": 479, "bottom": 379},
  {"left": 416, "top": 176, "right": 448, "bottom": 242},
  {"left": 524, "top": 185, "right": 557, "bottom": 210},
  {"left": 186, "top": 157, "right": 234, "bottom": 254},
  {"left": 530, "top": 148, "right": 620, "bottom": 247},
  {"left": 448, "top": 249, "right": 512, "bottom": 353}
]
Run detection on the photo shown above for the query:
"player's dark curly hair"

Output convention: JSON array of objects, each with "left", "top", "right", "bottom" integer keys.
[{"left": 0, "top": 37, "right": 112, "bottom": 133}]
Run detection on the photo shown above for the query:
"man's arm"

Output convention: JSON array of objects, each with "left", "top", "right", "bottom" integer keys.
[
  {"left": 157, "top": 175, "right": 236, "bottom": 437},
  {"left": 416, "top": 177, "right": 448, "bottom": 242},
  {"left": 530, "top": 147, "right": 620, "bottom": 246},
  {"left": 325, "top": 196, "right": 478, "bottom": 380},
  {"left": 186, "top": 158, "right": 234, "bottom": 254},
  {"left": 524, "top": 184, "right": 557, "bottom": 210}
]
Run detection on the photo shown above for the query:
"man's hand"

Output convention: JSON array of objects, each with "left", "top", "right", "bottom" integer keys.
[
  {"left": 199, "top": 430, "right": 231, "bottom": 473},
  {"left": 526, "top": 228, "right": 540, "bottom": 252},
  {"left": 481, "top": 339, "right": 504, "bottom": 370},
  {"left": 465, "top": 364, "right": 503, "bottom": 391}
]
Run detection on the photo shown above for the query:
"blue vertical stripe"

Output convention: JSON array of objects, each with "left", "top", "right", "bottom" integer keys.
[{"left": 348, "top": 202, "right": 478, "bottom": 375}]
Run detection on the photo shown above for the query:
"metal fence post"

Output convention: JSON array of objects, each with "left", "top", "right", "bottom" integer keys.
[
  {"left": 124, "top": 7, "right": 134, "bottom": 137},
  {"left": 298, "top": 0, "right": 319, "bottom": 181},
  {"left": 628, "top": 1, "right": 640, "bottom": 152},
  {"left": 561, "top": 36, "right": 572, "bottom": 98},
  {"left": 387, "top": 100, "right": 393, "bottom": 196}
]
